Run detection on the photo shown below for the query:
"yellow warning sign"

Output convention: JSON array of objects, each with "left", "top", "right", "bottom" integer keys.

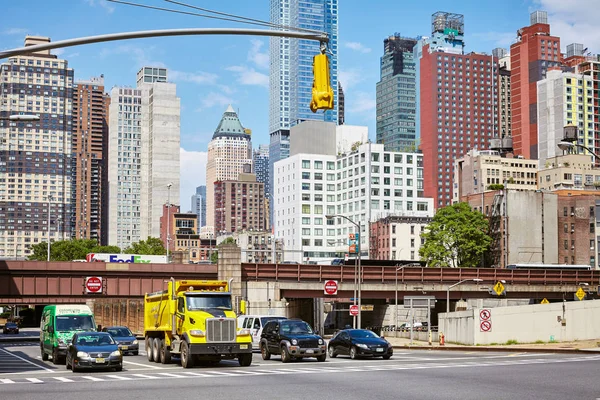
[
  {"left": 493, "top": 281, "right": 505, "bottom": 296},
  {"left": 575, "top": 287, "right": 586, "bottom": 301},
  {"left": 540, "top": 298, "right": 549, "bottom": 304}
]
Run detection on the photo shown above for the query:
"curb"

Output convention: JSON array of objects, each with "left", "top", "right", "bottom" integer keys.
[{"left": 391, "top": 344, "right": 598, "bottom": 354}]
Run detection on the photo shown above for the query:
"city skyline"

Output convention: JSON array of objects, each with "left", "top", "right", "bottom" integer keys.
[{"left": 2, "top": 1, "right": 597, "bottom": 203}]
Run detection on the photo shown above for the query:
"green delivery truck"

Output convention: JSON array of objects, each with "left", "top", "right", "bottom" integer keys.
[{"left": 40, "top": 305, "right": 96, "bottom": 364}]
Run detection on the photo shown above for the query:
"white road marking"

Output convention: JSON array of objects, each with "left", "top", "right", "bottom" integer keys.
[
  {"left": 131, "top": 374, "right": 159, "bottom": 379},
  {"left": 53, "top": 377, "right": 74, "bottom": 382},
  {"left": 179, "top": 371, "right": 214, "bottom": 377},
  {"left": 104, "top": 374, "right": 131, "bottom": 380},
  {"left": 0, "top": 379, "right": 15, "bottom": 384},
  {"left": 122, "top": 360, "right": 165, "bottom": 369},
  {"left": 82, "top": 376, "right": 104, "bottom": 381},
  {"left": 157, "top": 372, "right": 185, "bottom": 378},
  {"left": 26, "top": 378, "right": 44, "bottom": 383},
  {"left": 0, "top": 348, "right": 53, "bottom": 371},
  {"left": 203, "top": 371, "right": 237, "bottom": 376}
]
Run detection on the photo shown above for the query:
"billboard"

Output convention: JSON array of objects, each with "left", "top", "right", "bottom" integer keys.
[
  {"left": 86, "top": 253, "right": 168, "bottom": 263},
  {"left": 348, "top": 233, "right": 360, "bottom": 255}
]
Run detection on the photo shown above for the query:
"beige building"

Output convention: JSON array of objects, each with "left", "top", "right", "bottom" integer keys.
[
  {"left": 453, "top": 149, "right": 539, "bottom": 203},
  {"left": 218, "top": 231, "right": 284, "bottom": 263},
  {"left": 497, "top": 54, "right": 511, "bottom": 142},
  {"left": 205, "top": 105, "right": 252, "bottom": 230},
  {"left": 538, "top": 154, "right": 600, "bottom": 191}
]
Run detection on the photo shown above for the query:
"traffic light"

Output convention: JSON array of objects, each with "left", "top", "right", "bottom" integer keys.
[{"left": 310, "top": 53, "right": 334, "bottom": 112}]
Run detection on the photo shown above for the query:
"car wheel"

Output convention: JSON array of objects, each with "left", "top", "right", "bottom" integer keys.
[
  {"left": 350, "top": 346, "right": 358, "bottom": 360},
  {"left": 146, "top": 337, "right": 154, "bottom": 362},
  {"left": 281, "top": 346, "right": 291, "bottom": 363},
  {"left": 316, "top": 354, "right": 327, "bottom": 362},
  {"left": 132, "top": 350, "right": 139, "bottom": 356},
  {"left": 181, "top": 341, "right": 194, "bottom": 369},
  {"left": 114, "top": 364, "right": 123, "bottom": 372},
  {"left": 41, "top": 345, "right": 49, "bottom": 361},
  {"left": 152, "top": 337, "right": 161, "bottom": 363},
  {"left": 159, "top": 339, "right": 171, "bottom": 364},
  {"left": 261, "top": 343, "right": 271, "bottom": 360},
  {"left": 66, "top": 355, "right": 71, "bottom": 370},
  {"left": 238, "top": 353, "right": 252, "bottom": 367},
  {"left": 328, "top": 346, "right": 337, "bottom": 358},
  {"left": 382, "top": 354, "right": 392, "bottom": 360}
]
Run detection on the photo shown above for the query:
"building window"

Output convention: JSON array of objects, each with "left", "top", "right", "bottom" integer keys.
[
  {"left": 411, "top": 238, "right": 415, "bottom": 248},
  {"left": 302, "top": 160, "right": 310, "bottom": 169},
  {"left": 314, "top": 161, "right": 323, "bottom": 170},
  {"left": 302, "top": 204, "right": 310, "bottom": 214}
]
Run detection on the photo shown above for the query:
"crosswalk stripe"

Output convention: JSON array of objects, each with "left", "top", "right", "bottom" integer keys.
[
  {"left": 54, "top": 377, "right": 74, "bottom": 382},
  {"left": 105, "top": 374, "right": 131, "bottom": 380},
  {"left": 253, "top": 369, "right": 291, "bottom": 374},
  {"left": 0, "top": 379, "right": 15, "bottom": 384},
  {"left": 131, "top": 374, "right": 159, "bottom": 379},
  {"left": 227, "top": 370, "right": 263, "bottom": 375},
  {"left": 203, "top": 371, "right": 237, "bottom": 376},
  {"left": 82, "top": 376, "right": 105, "bottom": 382},
  {"left": 179, "top": 372, "right": 213, "bottom": 377},
  {"left": 26, "top": 378, "right": 43, "bottom": 383},
  {"left": 157, "top": 373, "right": 186, "bottom": 378}
]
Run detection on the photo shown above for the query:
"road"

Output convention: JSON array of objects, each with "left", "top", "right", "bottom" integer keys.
[{"left": 0, "top": 341, "right": 598, "bottom": 400}]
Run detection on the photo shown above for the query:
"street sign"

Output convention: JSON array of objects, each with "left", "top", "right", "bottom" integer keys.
[
  {"left": 540, "top": 298, "right": 550, "bottom": 304},
  {"left": 85, "top": 276, "right": 103, "bottom": 294},
  {"left": 349, "top": 304, "right": 359, "bottom": 316},
  {"left": 323, "top": 280, "right": 338, "bottom": 295},
  {"left": 360, "top": 305, "right": 374, "bottom": 311},
  {"left": 575, "top": 287, "right": 586, "bottom": 301},
  {"left": 493, "top": 281, "right": 505, "bottom": 296},
  {"left": 480, "top": 320, "right": 492, "bottom": 332},
  {"left": 479, "top": 309, "right": 491, "bottom": 321}
]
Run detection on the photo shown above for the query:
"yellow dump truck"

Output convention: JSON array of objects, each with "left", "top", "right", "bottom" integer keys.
[{"left": 144, "top": 278, "right": 252, "bottom": 368}]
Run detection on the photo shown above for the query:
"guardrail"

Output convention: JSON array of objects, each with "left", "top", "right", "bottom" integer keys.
[{"left": 241, "top": 263, "right": 600, "bottom": 285}]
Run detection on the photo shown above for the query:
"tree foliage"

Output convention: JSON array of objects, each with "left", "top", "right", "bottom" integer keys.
[
  {"left": 122, "top": 237, "right": 166, "bottom": 255},
  {"left": 209, "top": 237, "right": 237, "bottom": 263},
  {"left": 419, "top": 202, "right": 492, "bottom": 268},
  {"left": 28, "top": 239, "right": 121, "bottom": 261}
]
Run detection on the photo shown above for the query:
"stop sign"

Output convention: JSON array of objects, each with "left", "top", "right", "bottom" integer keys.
[
  {"left": 323, "top": 280, "right": 338, "bottom": 295},
  {"left": 349, "top": 304, "right": 359, "bottom": 316},
  {"left": 85, "top": 276, "right": 103, "bottom": 294}
]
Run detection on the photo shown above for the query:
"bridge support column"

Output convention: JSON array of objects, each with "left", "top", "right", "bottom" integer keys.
[{"left": 217, "top": 243, "right": 243, "bottom": 313}]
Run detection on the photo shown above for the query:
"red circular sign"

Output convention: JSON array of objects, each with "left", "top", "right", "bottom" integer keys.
[
  {"left": 324, "top": 280, "right": 338, "bottom": 295},
  {"left": 480, "top": 320, "right": 492, "bottom": 332},
  {"left": 479, "top": 309, "right": 491, "bottom": 321},
  {"left": 349, "top": 305, "right": 359, "bottom": 316},
  {"left": 86, "top": 277, "right": 102, "bottom": 293}
]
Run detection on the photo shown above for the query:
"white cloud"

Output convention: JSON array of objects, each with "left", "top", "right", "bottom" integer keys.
[
  {"left": 248, "top": 39, "right": 269, "bottom": 69},
  {"left": 348, "top": 91, "right": 376, "bottom": 114},
  {"left": 3, "top": 28, "right": 27, "bottom": 35},
  {"left": 98, "top": 45, "right": 165, "bottom": 68},
  {"left": 345, "top": 42, "right": 372, "bottom": 54},
  {"left": 226, "top": 65, "right": 269, "bottom": 87},
  {"left": 84, "top": 0, "right": 115, "bottom": 13},
  {"left": 471, "top": 31, "right": 516, "bottom": 48},
  {"left": 197, "top": 92, "right": 235, "bottom": 111},
  {"left": 180, "top": 148, "right": 207, "bottom": 203},
  {"left": 338, "top": 69, "right": 364, "bottom": 90},
  {"left": 170, "top": 70, "right": 219, "bottom": 85}
]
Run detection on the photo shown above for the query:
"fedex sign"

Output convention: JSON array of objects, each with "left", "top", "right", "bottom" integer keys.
[{"left": 86, "top": 253, "right": 168, "bottom": 264}]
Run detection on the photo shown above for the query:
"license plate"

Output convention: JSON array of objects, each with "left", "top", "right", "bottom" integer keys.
[
  {"left": 121, "top": 346, "right": 128, "bottom": 350},
  {"left": 376, "top": 348, "right": 384, "bottom": 352},
  {"left": 305, "top": 349, "right": 314, "bottom": 354},
  {"left": 240, "top": 344, "right": 248, "bottom": 350},
  {"left": 95, "top": 358, "right": 105, "bottom": 363}
]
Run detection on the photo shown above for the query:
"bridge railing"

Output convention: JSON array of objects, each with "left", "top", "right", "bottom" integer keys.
[{"left": 241, "top": 263, "right": 600, "bottom": 285}]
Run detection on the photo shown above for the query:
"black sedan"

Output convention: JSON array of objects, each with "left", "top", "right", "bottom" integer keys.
[
  {"left": 328, "top": 329, "right": 393, "bottom": 360},
  {"left": 3, "top": 322, "right": 19, "bottom": 334},
  {"left": 102, "top": 326, "right": 139, "bottom": 355},
  {"left": 66, "top": 332, "right": 123, "bottom": 372}
]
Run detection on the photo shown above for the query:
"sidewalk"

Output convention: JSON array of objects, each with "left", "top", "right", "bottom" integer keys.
[{"left": 383, "top": 335, "right": 600, "bottom": 353}]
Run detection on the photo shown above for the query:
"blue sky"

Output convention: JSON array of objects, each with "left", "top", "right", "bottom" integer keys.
[{"left": 1, "top": 0, "right": 598, "bottom": 206}]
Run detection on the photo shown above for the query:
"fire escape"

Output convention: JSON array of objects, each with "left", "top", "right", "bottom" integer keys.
[{"left": 487, "top": 191, "right": 504, "bottom": 268}]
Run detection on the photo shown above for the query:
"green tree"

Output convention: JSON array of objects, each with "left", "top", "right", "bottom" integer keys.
[
  {"left": 419, "top": 202, "right": 492, "bottom": 268},
  {"left": 123, "top": 237, "right": 166, "bottom": 255},
  {"left": 28, "top": 239, "right": 105, "bottom": 261}
]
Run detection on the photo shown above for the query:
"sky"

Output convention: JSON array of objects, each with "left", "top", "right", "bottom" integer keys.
[{"left": 1, "top": 0, "right": 599, "bottom": 208}]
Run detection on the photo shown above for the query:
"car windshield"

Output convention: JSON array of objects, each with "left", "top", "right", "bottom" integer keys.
[
  {"left": 349, "top": 330, "right": 379, "bottom": 339},
  {"left": 55, "top": 315, "right": 95, "bottom": 332},
  {"left": 280, "top": 321, "right": 313, "bottom": 335},
  {"left": 74, "top": 333, "right": 115, "bottom": 346},
  {"left": 106, "top": 327, "right": 132, "bottom": 337},
  {"left": 6, "top": 323, "right": 17, "bottom": 327},
  {"left": 186, "top": 294, "right": 232, "bottom": 311}
]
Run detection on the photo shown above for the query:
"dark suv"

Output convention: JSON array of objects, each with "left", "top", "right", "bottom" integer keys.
[{"left": 260, "top": 319, "right": 326, "bottom": 363}]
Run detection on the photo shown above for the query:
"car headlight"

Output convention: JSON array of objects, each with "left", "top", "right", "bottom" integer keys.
[
  {"left": 189, "top": 330, "right": 205, "bottom": 337},
  {"left": 132, "top": 339, "right": 139, "bottom": 345},
  {"left": 318, "top": 338, "right": 324, "bottom": 345},
  {"left": 110, "top": 350, "right": 121, "bottom": 357},
  {"left": 237, "top": 329, "right": 251, "bottom": 336},
  {"left": 357, "top": 343, "right": 369, "bottom": 349},
  {"left": 291, "top": 339, "right": 298, "bottom": 345},
  {"left": 76, "top": 351, "right": 90, "bottom": 358}
]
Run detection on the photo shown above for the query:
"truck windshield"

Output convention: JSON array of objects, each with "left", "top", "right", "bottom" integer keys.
[
  {"left": 186, "top": 295, "right": 232, "bottom": 311},
  {"left": 55, "top": 315, "right": 95, "bottom": 332}
]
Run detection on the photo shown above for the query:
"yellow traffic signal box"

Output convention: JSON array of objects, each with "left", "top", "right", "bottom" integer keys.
[{"left": 310, "top": 53, "right": 334, "bottom": 112}]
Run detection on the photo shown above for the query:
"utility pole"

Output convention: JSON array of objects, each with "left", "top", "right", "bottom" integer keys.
[{"left": 166, "top": 182, "right": 172, "bottom": 262}]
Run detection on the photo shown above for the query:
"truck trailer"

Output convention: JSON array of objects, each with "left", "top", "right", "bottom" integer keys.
[
  {"left": 86, "top": 253, "right": 168, "bottom": 263},
  {"left": 144, "top": 278, "right": 252, "bottom": 368}
]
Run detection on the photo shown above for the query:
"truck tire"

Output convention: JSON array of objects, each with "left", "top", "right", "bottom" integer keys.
[
  {"left": 152, "top": 337, "right": 161, "bottom": 363},
  {"left": 238, "top": 353, "right": 252, "bottom": 367},
  {"left": 159, "top": 339, "right": 171, "bottom": 364},
  {"left": 146, "top": 337, "right": 154, "bottom": 362},
  {"left": 41, "top": 344, "right": 48, "bottom": 361},
  {"left": 181, "top": 341, "right": 194, "bottom": 369},
  {"left": 52, "top": 347, "right": 63, "bottom": 365}
]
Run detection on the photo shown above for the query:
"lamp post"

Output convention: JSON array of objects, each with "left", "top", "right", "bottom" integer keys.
[
  {"left": 446, "top": 278, "right": 483, "bottom": 313},
  {"left": 558, "top": 141, "right": 600, "bottom": 160},
  {"left": 47, "top": 194, "right": 53, "bottom": 262},
  {"left": 395, "top": 264, "right": 405, "bottom": 338},
  {"left": 326, "top": 214, "right": 362, "bottom": 328},
  {"left": 166, "top": 182, "right": 172, "bottom": 262}
]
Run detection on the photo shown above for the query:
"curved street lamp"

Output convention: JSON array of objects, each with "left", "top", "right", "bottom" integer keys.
[{"left": 557, "top": 141, "right": 600, "bottom": 160}]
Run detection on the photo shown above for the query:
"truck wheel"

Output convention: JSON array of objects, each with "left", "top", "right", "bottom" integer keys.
[
  {"left": 41, "top": 345, "right": 48, "bottom": 361},
  {"left": 238, "top": 353, "right": 252, "bottom": 367},
  {"left": 281, "top": 346, "right": 291, "bottom": 363},
  {"left": 261, "top": 343, "right": 271, "bottom": 360},
  {"left": 52, "top": 347, "right": 62, "bottom": 364},
  {"left": 159, "top": 339, "right": 171, "bottom": 364},
  {"left": 146, "top": 337, "right": 154, "bottom": 362},
  {"left": 181, "top": 341, "right": 194, "bottom": 369},
  {"left": 152, "top": 338, "right": 161, "bottom": 363}
]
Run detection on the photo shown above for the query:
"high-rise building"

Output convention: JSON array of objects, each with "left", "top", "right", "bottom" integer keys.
[
  {"left": 191, "top": 185, "right": 206, "bottom": 229},
  {"left": 72, "top": 75, "right": 110, "bottom": 244},
  {"left": 269, "top": 0, "right": 339, "bottom": 228},
  {"left": 205, "top": 105, "right": 252, "bottom": 230},
  {"left": 418, "top": 12, "right": 497, "bottom": 209},
  {"left": 496, "top": 53, "right": 512, "bottom": 145},
  {"left": 338, "top": 82, "right": 345, "bottom": 125},
  {"left": 510, "top": 10, "right": 563, "bottom": 159},
  {"left": 0, "top": 36, "right": 74, "bottom": 260},
  {"left": 376, "top": 34, "right": 418, "bottom": 152},
  {"left": 108, "top": 67, "right": 180, "bottom": 250},
  {"left": 253, "top": 144, "right": 270, "bottom": 197},
  {"left": 537, "top": 69, "right": 593, "bottom": 165}
]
